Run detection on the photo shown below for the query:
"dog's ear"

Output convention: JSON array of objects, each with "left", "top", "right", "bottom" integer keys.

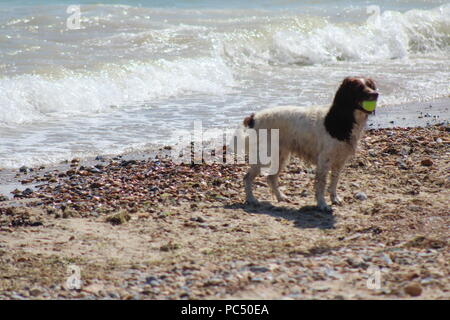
[
  {"left": 339, "top": 77, "right": 364, "bottom": 94},
  {"left": 365, "top": 78, "right": 377, "bottom": 90},
  {"left": 342, "top": 77, "right": 358, "bottom": 86},
  {"left": 337, "top": 77, "right": 361, "bottom": 98}
]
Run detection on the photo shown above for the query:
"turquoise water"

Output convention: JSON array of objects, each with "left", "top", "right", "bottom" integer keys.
[{"left": 0, "top": 0, "right": 449, "bottom": 167}]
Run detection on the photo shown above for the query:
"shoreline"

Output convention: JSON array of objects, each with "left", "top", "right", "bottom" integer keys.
[{"left": 1, "top": 97, "right": 449, "bottom": 197}]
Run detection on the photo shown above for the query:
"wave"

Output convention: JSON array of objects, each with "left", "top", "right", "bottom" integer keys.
[
  {"left": 218, "top": 5, "right": 450, "bottom": 66},
  {"left": 0, "top": 56, "right": 234, "bottom": 125},
  {"left": 0, "top": 4, "right": 448, "bottom": 126}
]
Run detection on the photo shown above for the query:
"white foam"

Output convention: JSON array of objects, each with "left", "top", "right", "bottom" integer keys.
[
  {"left": 219, "top": 5, "right": 450, "bottom": 66},
  {"left": 0, "top": 56, "right": 235, "bottom": 125}
]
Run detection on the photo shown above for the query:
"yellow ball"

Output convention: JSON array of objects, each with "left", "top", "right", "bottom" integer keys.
[{"left": 362, "top": 100, "right": 376, "bottom": 112}]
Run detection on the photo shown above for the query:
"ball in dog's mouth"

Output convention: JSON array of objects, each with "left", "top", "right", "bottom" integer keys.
[{"left": 361, "top": 100, "right": 377, "bottom": 113}]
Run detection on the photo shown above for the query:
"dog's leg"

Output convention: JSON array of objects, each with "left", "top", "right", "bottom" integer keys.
[
  {"left": 244, "top": 164, "right": 261, "bottom": 205},
  {"left": 267, "top": 152, "right": 290, "bottom": 202},
  {"left": 328, "top": 162, "right": 345, "bottom": 205},
  {"left": 315, "top": 156, "right": 331, "bottom": 213}
]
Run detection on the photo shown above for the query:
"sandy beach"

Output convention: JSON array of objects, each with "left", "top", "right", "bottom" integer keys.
[
  {"left": 0, "top": 98, "right": 448, "bottom": 300},
  {"left": 1, "top": 0, "right": 450, "bottom": 303}
]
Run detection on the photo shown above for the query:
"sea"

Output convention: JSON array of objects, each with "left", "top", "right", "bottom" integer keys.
[{"left": 0, "top": 0, "right": 449, "bottom": 168}]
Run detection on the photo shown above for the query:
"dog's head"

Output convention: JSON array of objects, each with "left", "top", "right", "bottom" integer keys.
[
  {"left": 334, "top": 77, "right": 378, "bottom": 114},
  {"left": 325, "top": 76, "right": 379, "bottom": 142}
]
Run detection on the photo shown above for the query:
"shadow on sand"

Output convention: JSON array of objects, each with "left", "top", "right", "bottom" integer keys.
[{"left": 224, "top": 201, "right": 336, "bottom": 230}]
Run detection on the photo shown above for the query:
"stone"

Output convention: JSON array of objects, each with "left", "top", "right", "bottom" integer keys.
[
  {"left": 404, "top": 283, "right": 422, "bottom": 297},
  {"left": 249, "top": 266, "right": 270, "bottom": 273},
  {"left": 19, "top": 166, "right": 29, "bottom": 173},
  {"left": 354, "top": 192, "right": 368, "bottom": 201},
  {"left": 205, "top": 278, "right": 222, "bottom": 286},
  {"left": 29, "top": 288, "right": 43, "bottom": 297},
  {"left": 420, "top": 159, "right": 433, "bottom": 166},
  {"left": 346, "top": 257, "right": 368, "bottom": 269},
  {"left": 22, "top": 188, "right": 34, "bottom": 196},
  {"left": 88, "top": 167, "right": 102, "bottom": 174},
  {"left": 145, "top": 276, "right": 161, "bottom": 287},
  {"left": 381, "top": 253, "right": 393, "bottom": 265}
]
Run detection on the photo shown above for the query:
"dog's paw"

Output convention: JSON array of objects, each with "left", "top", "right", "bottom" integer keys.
[
  {"left": 276, "top": 193, "right": 290, "bottom": 203},
  {"left": 331, "top": 195, "right": 342, "bottom": 205},
  {"left": 245, "top": 197, "right": 260, "bottom": 206},
  {"left": 318, "top": 204, "right": 333, "bottom": 214}
]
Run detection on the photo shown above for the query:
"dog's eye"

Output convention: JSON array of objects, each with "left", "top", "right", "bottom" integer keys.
[
  {"left": 354, "top": 83, "right": 364, "bottom": 91},
  {"left": 365, "top": 79, "right": 377, "bottom": 90}
]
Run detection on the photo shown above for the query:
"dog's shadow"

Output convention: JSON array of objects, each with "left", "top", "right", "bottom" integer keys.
[{"left": 224, "top": 201, "right": 336, "bottom": 230}]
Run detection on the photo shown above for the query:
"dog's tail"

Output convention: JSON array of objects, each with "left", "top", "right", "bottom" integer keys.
[
  {"left": 243, "top": 113, "right": 255, "bottom": 128},
  {"left": 225, "top": 113, "right": 256, "bottom": 162}
]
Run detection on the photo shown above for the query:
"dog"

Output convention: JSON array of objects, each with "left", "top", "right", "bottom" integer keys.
[{"left": 242, "top": 76, "right": 378, "bottom": 212}]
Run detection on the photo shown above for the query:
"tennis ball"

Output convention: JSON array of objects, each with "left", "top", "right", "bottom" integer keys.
[{"left": 362, "top": 100, "right": 377, "bottom": 112}]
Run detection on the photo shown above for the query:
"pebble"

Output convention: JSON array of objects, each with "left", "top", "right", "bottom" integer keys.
[
  {"left": 420, "top": 159, "right": 433, "bottom": 166},
  {"left": 324, "top": 268, "right": 343, "bottom": 280},
  {"left": 22, "top": 188, "right": 34, "bottom": 196},
  {"left": 396, "top": 160, "right": 408, "bottom": 170},
  {"left": 354, "top": 192, "right": 368, "bottom": 201},
  {"left": 205, "top": 278, "right": 223, "bottom": 286},
  {"left": 381, "top": 253, "right": 393, "bottom": 265},
  {"left": 107, "top": 292, "right": 120, "bottom": 299},
  {"left": 88, "top": 167, "right": 102, "bottom": 174},
  {"left": 404, "top": 283, "right": 422, "bottom": 297},
  {"left": 249, "top": 266, "right": 270, "bottom": 273},
  {"left": 420, "top": 277, "right": 434, "bottom": 285},
  {"left": 29, "top": 288, "right": 43, "bottom": 297},
  {"left": 145, "top": 276, "right": 161, "bottom": 287},
  {"left": 346, "top": 257, "right": 368, "bottom": 269},
  {"left": 120, "top": 160, "right": 137, "bottom": 167},
  {"left": 19, "top": 166, "right": 29, "bottom": 173},
  {"left": 190, "top": 216, "right": 206, "bottom": 223}
]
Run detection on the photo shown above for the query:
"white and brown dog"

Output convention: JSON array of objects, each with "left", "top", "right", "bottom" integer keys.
[{"left": 242, "top": 77, "right": 378, "bottom": 212}]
